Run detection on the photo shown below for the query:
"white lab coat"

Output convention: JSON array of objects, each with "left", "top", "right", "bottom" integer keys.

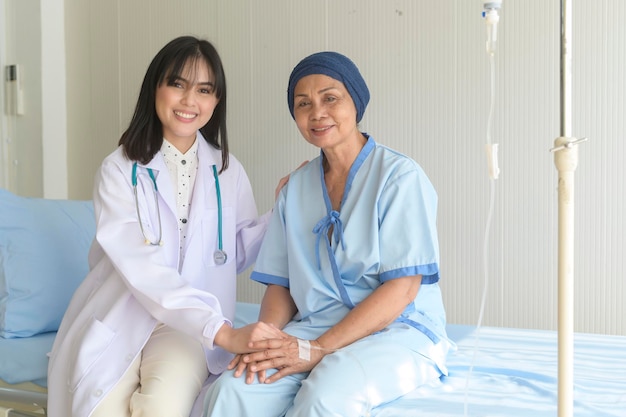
[{"left": 47, "top": 134, "right": 270, "bottom": 417}]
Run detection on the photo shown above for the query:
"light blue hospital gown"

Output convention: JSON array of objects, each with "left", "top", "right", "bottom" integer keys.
[{"left": 204, "top": 136, "right": 454, "bottom": 417}]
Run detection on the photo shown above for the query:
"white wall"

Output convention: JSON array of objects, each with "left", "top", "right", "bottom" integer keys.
[
  {"left": 0, "top": 0, "right": 7, "bottom": 190},
  {"left": 1, "top": 0, "right": 43, "bottom": 197},
  {"left": 0, "top": 0, "right": 66, "bottom": 198},
  {"left": 41, "top": 0, "right": 67, "bottom": 199},
  {"left": 30, "top": 0, "right": 626, "bottom": 335}
]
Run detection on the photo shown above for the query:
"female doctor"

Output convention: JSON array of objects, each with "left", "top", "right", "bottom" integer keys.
[{"left": 47, "top": 36, "right": 285, "bottom": 417}]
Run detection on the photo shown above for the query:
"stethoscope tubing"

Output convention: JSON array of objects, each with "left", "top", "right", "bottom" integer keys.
[
  {"left": 212, "top": 165, "right": 223, "bottom": 253},
  {"left": 132, "top": 162, "right": 163, "bottom": 246},
  {"left": 131, "top": 162, "right": 226, "bottom": 264}
]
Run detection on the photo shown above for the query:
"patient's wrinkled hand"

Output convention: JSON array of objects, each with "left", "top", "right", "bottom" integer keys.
[
  {"left": 227, "top": 353, "right": 244, "bottom": 371},
  {"left": 228, "top": 354, "right": 267, "bottom": 385},
  {"left": 226, "top": 322, "right": 289, "bottom": 384},
  {"left": 242, "top": 337, "right": 326, "bottom": 383}
]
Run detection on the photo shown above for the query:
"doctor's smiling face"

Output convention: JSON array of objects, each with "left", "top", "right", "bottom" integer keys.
[{"left": 155, "top": 59, "right": 219, "bottom": 152}]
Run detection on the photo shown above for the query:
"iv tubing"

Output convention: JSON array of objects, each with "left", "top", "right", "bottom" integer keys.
[{"left": 464, "top": 45, "right": 498, "bottom": 417}]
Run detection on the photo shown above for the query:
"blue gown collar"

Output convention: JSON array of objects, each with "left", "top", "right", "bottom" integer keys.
[
  {"left": 312, "top": 134, "right": 376, "bottom": 308},
  {"left": 318, "top": 133, "right": 375, "bottom": 214}
]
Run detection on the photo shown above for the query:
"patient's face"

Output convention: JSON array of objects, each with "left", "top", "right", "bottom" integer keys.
[{"left": 292, "top": 74, "right": 360, "bottom": 152}]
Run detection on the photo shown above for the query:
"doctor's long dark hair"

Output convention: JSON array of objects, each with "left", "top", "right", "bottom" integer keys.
[{"left": 119, "top": 36, "right": 229, "bottom": 171}]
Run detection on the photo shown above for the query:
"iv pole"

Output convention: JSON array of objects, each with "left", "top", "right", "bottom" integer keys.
[
  {"left": 484, "top": 2, "right": 585, "bottom": 415},
  {"left": 551, "top": 0, "right": 586, "bottom": 416}
]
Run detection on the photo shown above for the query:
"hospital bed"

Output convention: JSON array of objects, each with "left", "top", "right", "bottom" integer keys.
[
  {"left": 2, "top": 302, "right": 625, "bottom": 417},
  {"left": 203, "top": 304, "right": 626, "bottom": 417},
  {"left": 2, "top": 189, "right": 626, "bottom": 416}
]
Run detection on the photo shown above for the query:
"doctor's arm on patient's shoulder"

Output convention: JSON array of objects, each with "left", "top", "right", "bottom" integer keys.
[{"left": 274, "top": 160, "right": 309, "bottom": 200}]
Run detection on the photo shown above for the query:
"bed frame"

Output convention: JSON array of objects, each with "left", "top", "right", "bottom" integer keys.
[
  {"left": 0, "top": 331, "right": 52, "bottom": 416},
  {"left": 0, "top": 386, "right": 46, "bottom": 417}
]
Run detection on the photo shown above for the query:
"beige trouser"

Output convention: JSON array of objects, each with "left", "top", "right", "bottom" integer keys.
[{"left": 91, "top": 323, "right": 209, "bottom": 417}]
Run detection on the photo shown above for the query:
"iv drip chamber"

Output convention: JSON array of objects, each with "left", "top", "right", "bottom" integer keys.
[{"left": 483, "top": 0, "right": 502, "bottom": 55}]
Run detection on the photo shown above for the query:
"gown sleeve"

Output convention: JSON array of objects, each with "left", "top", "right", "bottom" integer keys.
[
  {"left": 377, "top": 164, "right": 440, "bottom": 284},
  {"left": 250, "top": 187, "right": 290, "bottom": 288}
]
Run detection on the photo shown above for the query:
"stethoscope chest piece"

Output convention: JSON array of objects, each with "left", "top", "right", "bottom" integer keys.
[{"left": 213, "top": 249, "right": 227, "bottom": 265}]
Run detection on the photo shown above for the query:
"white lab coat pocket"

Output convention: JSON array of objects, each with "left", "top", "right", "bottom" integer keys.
[{"left": 68, "top": 316, "right": 116, "bottom": 392}]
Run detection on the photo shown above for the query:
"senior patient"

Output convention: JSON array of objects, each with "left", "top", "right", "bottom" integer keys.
[{"left": 203, "top": 51, "right": 454, "bottom": 417}]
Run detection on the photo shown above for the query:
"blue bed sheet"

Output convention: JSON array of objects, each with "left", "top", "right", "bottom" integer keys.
[
  {"left": 0, "top": 331, "right": 54, "bottom": 387},
  {"left": 379, "top": 325, "right": 626, "bottom": 416},
  {"left": 198, "top": 303, "right": 626, "bottom": 417}
]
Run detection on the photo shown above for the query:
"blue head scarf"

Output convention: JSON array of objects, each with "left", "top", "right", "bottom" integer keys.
[{"left": 287, "top": 51, "right": 370, "bottom": 123}]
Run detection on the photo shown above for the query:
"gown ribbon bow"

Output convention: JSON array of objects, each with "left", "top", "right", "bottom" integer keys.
[{"left": 312, "top": 210, "right": 345, "bottom": 269}]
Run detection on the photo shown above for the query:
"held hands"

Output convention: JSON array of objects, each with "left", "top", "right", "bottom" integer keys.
[
  {"left": 233, "top": 336, "right": 327, "bottom": 384},
  {"left": 216, "top": 321, "right": 285, "bottom": 354},
  {"left": 225, "top": 323, "right": 289, "bottom": 384}
]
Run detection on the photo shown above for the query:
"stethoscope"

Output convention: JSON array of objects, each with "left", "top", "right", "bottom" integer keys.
[{"left": 131, "top": 162, "right": 227, "bottom": 265}]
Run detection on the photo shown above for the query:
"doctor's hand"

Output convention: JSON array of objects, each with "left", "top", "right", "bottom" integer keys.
[
  {"left": 275, "top": 160, "right": 308, "bottom": 201},
  {"left": 241, "top": 337, "right": 327, "bottom": 384},
  {"left": 214, "top": 321, "right": 286, "bottom": 355}
]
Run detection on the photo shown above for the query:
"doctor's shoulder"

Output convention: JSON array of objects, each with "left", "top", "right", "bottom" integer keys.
[
  {"left": 93, "top": 147, "right": 139, "bottom": 187},
  {"left": 219, "top": 152, "right": 249, "bottom": 180},
  {"left": 100, "top": 147, "right": 135, "bottom": 171}
]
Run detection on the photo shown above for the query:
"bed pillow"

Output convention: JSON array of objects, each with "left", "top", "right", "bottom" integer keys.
[{"left": 0, "top": 188, "right": 95, "bottom": 338}]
